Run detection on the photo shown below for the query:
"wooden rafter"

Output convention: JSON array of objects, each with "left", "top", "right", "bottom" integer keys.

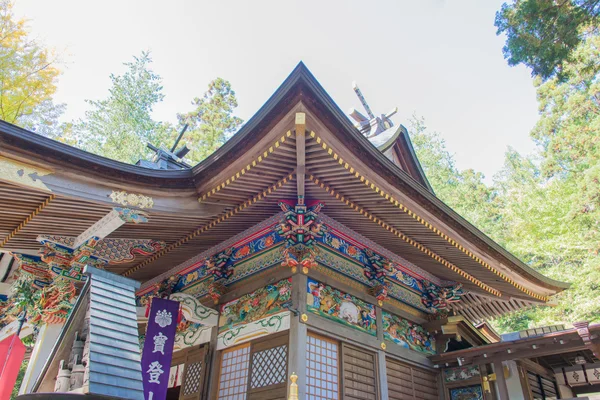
[
  {"left": 123, "top": 173, "right": 294, "bottom": 277},
  {"left": 307, "top": 131, "right": 550, "bottom": 302},
  {"left": 0, "top": 194, "right": 55, "bottom": 249},
  {"left": 198, "top": 131, "right": 293, "bottom": 203},
  {"left": 308, "top": 174, "right": 501, "bottom": 297}
]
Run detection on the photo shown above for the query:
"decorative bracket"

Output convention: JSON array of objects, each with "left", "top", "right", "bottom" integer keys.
[
  {"left": 421, "top": 281, "right": 464, "bottom": 312},
  {"left": 363, "top": 248, "right": 392, "bottom": 304},
  {"left": 277, "top": 200, "right": 326, "bottom": 274}
]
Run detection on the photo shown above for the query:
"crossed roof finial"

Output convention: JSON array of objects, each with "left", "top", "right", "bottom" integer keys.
[{"left": 348, "top": 81, "right": 398, "bottom": 138}]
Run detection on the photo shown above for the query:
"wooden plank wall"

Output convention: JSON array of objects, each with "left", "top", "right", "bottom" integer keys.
[
  {"left": 387, "top": 357, "right": 439, "bottom": 400},
  {"left": 341, "top": 343, "right": 379, "bottom": 400}
]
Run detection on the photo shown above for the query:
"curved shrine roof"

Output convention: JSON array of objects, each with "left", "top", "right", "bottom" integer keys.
[{"left": 0, "top": 62, "right": 568, "bottom": 324}]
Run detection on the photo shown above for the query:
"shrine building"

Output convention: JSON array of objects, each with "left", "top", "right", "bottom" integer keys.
[{"left": 1, "top": 63, "right": 598, "bottom": 400}]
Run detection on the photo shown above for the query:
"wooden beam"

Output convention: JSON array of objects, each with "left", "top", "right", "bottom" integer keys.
[
  {"left": 494, "top": 361, "right": 510, "bottom": 400},
  {"left": 469, "top": 340, "right": 587, "bottom": 366},
  {"left": 295, "top": 113, "right": 306, "bottom": 204}
]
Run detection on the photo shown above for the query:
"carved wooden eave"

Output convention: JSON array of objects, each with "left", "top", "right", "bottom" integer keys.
[
  {"left": 430, "top": 323, "right": 600, "bottom": 368},
  {"left": 423, "top": 316, "right": 492, "bottom": 349},
  {"left": 0, "top": 62, "right": 568, "bottom": 325}
]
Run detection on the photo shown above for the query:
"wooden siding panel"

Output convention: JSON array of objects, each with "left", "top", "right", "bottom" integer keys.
[
  {"left": 342, "top": 344, "right": 378, "bottom": 400},
  {"left": 386, "top": 357, "right": 438, "bottom": 400}
]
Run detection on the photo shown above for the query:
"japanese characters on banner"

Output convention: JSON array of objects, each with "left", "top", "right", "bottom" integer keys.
[{"left": 141, "top": 297, "right": 179, "bottom": 400}]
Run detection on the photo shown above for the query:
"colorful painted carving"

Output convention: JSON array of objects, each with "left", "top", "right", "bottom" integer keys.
[
  {"left": 369, "top": 284, "right": 389, "bottom": 304},
  {"left": 382, "top": 311, "right": 435, "bottom": 355},
  {"left": 29, "top": 278, "right": 76, "bottom": 325},
  {"left": 449, "top": 385, "right": 483, "bottom": 400},
  {"left": 207, "top": 247, "right": 234, "bottom": 281},
  {"left": 219, "top": 278, "right": 291, "bottom": 333},
  {"left": 36, "top": 236, "right": 165, "bottom": 265},
  {"left": 444, "top": 366, "right": 481, "bottom": 383},
  {"left": 40, "top": 237, "right": 101, "bottom": 283},
  {"left": 321, "top": 229, "right": 426, "bottom": 294},
  {"left": 114, "top": 207, "right": 149, "bottom": 223},
  {"left": 0, "top": 277, "right": 76, "bottom": 328},
  {"left": 421, "top": 281, "right": 464, "bottom": 311},
  {"left": 277, "top": 200, "right": 326, "bottom": 273},
  {"left": 12, "top": 254, "right": 52, "bottom": 289},
  {"left": 306, "top": 278, "right": 376, "bottom": 336},
  {"left": 207, "top": 281, "right": 227, "bottom": 304}
]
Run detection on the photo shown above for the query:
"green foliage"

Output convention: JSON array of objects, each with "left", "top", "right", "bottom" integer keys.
[
  {"left": 407, "top": 116, "right": 502, "bottom": 240},
  {"left": 409, "top": 34, "right": 600, "bottom": 334},
  {"left": 73, "top": 53, "right": 242, "bottom": 165},
  {"left": 75, "top": 51, "right": 168, "bottom": 164},
  {"left": 176, "top": 78, "right": 243, "bottom": 164},
  {"left": 0, "top": 0, "right": 63, "bottom": 128},
  {"left": 495, "top": 0, "right": 600, "bottom": 80}
]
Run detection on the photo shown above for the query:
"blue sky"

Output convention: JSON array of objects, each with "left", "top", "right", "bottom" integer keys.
[{"left": 14, "top": 0, "right": 540, "bottom": 180}]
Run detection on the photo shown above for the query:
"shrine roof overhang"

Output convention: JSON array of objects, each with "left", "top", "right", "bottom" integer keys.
[
  {"left": 368, "top": 123, "right": 434, "bottom": 192},
  {"left": 0, "top": 62, "right": 568, "bottom": 316},
  {"left": 429, "top": 322, "right": 600, "bottom": 368}
]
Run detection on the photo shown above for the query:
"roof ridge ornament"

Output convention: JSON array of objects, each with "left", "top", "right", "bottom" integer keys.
[{"left": 348, "top": 82, "right": 398, "bottom": 138}]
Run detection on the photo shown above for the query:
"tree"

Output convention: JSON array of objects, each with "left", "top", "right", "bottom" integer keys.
[
  {"left": 495, "top": 0, "right": 600, "bottom": 80},
  {"left": 75, "top": 51, "right": 169, "bottom": 163},
  {"left": 408, "top": 113, "right": 600, "bottom": 332},
  {"left": 531, "top": 33, "right": 600, "bottom": 252},
  {"left": 408, "top": 116, "right": 502, "bottom": 240},
  {"left": 0, "top": 1, "right": 62, "bottom": 126},
  {"left": 176, "top": 78, "right": 243, "bottom": 164}
]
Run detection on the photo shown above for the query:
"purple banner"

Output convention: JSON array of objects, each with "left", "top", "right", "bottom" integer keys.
[{"left": 141, "top": 297, "right": 179, "bottom": 400}]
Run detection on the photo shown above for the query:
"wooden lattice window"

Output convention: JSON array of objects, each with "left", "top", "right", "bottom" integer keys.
[
  {"left": 306, "top": 333, "right": 340, "bottom": 400},
  {"left": 249, "top": 344, "right": 288, "bottom": 388},
  {"left": 216, "top": 333, "right": 289, "bottom": 400},
  {"left": 527, "top": 372, "right": 559, "bottom": 400},
  {"left": 178, "top": 345, "right": 209, "bottom": 400},
  {"left": 247, "top": 333, "right": 288, "bottom": 399},
  {"left": 217, "top": 343, "right": 250, "bottom": 400}
]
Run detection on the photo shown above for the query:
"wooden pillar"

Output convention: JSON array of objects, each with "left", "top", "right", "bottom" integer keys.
[
  {"left": 288, "top": 273, "right": 308, "bottom": 399},
  {"left": 494, "top": 361, "right": 510, "bottom": 400},
  {"left": 375, "top": 305, "right": 389, "bottom": 400},
  {"left": 205, "top": 325, "right": 220, "bottom": 400},
  {"left": 18, "top": 323, "right": 64, "bottom": 394}
]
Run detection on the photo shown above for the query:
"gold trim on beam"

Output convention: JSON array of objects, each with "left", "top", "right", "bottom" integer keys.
[
  {"left": 124, "top": 173, "right": 294, "bottom": 277},
  {"left": 309, "top": 132, "right": 548, "bottom": 302},
  {"left": 198, "top": 131, "right": 293, "bottom": 203},
  {"left": 0, "top": 195, "right": 55, "bottom": 249},
  {"left": 309, "top": 174, "right": 501, "bottom": 297}
]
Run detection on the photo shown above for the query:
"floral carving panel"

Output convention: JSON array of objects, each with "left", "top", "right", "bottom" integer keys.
[
  {"left": 219, "top": 278, "right": 292, "bottom": 333},
  {"left": 444, "top": 366, "right": 480, "bottom": 382},
  {"left": 449, "top": 385, "right": 483, "bottom": 400},
  {"left": 382, "top": 311, "right": 435, "bottom": 355},
  {"left": 306, "top": 278, "right": 376, "bottom": 336}
]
